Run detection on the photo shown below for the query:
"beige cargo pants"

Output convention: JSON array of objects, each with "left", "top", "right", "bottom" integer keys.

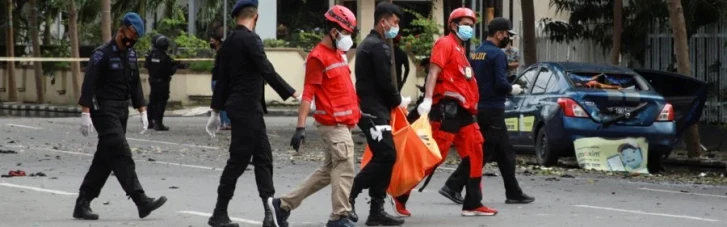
[{"left": 279, "top": 123, "right": 355, "bottom": 220}]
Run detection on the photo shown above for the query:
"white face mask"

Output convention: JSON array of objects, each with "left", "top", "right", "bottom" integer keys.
[{"left": 336, "top": 31, "right": 354, "bottom": 52}]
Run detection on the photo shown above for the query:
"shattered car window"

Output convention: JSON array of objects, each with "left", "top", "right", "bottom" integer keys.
[{"left": 568, "top": 72, "right": 642, "bottom": 90}]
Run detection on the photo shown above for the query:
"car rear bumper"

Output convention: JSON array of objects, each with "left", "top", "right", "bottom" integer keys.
[{"left": 549, "top": 117, "right": 677, "bottom": 153}]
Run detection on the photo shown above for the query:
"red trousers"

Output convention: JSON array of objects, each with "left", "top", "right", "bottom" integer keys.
[{"left": 429, "top": 121, "right": 485, "bottom": 178}]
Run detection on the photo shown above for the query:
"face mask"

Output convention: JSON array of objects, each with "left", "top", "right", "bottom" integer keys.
[
  {"left": 384, "top": 20, "right": 399, "bottom": 39},
  {"left": 456, "top": 25, "right": 473, "bottom": 41},
  {"left": 498, "top": 32, "right": 510, "bottom": 48},
  {"left": 336, "top": 31, "right": 354, "bottom": 52},
  {"left": 209, "top": 42, "right": 216, "bottom": 49},
  {"left": 120, "top": 33, "right": 136, "bottom": 48}
]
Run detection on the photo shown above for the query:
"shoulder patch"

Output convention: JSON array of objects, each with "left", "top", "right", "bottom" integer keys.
[{"left": 91, "top": 51, "right": 105, "bottom": 64}]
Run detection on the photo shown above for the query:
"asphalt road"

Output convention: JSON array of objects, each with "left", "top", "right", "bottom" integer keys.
[{"left": 0, "top": 116, "right": 726, "bottom": 227}]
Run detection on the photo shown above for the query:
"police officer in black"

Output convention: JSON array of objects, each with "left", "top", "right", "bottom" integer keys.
[
  {"left": 205, "top": 1, "right": 300, "bottom": 227},
  {"left": 349, "top": 2, "right": 409, "bottom": 226},
  {"left": 145, "top": 35, "right": 177, "bottom": 131},
  {"left": 75, "top": 12, "right": 167, "bottom": 221}
]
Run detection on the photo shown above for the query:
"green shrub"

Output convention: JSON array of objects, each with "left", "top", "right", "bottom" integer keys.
[
  {"left": 401, "top": 9, "right": 442, "bottom": 58},
  {"left": 189, "top": 61, "right": 214, "bottom": 73},
  {"left": 174, "top": 32, "right": 212, "bottom": 58},
  {"left": 263, "top": 38, "right": 290, "bottom": 48}
]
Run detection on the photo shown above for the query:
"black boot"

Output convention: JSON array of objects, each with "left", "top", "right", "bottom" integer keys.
[
  {"left": 132, "top": 194, "right": 168, "bottom": 219},
  {"left": 209, "top": 197, "right": 239, "bottom": 227},
  {"left": 73, "top": 195, "right": 99, "bottom": 220},
  {"left": 262, "top": 197, "right": 275, "bottom": 227},
  {"left": 365, "top": 197, "right": 404, "bottom": 226},
  {"left": 154, "top": 122, "right": 170, "bottom": 131},
  {"left": 348, "top": 197, "right": 359, "bottom": 223}
]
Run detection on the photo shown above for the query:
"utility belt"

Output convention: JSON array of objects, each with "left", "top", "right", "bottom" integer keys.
[
  {"left": 430, "top": 99, "right": 476, "bottom": 133},
  {"left": 148, "top": 77, "right": 169, "bottom": 83},
  {"left": 92, "top": 99, "right": 129, "bottom": 111}
]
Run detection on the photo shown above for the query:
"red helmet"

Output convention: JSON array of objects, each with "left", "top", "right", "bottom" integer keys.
[
  {"left": 448, "top": 7, "right": 477, "bottom": 25},
  {"left": 325, "top": 5, "right": 357, "bottom": 33}
]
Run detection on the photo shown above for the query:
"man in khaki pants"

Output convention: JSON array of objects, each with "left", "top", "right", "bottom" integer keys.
[{"left": 269, "top": 5, "right": 360, "bottom": 227}]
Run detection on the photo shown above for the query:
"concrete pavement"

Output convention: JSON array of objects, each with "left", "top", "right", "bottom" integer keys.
[{"left": 0, "top": 116, "right": 725, "bottom": 227}]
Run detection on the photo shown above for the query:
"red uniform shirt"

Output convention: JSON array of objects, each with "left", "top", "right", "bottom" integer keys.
[
  {"left": 302, "top": 43, "right": 360, "bottom": 126},
  {"left": 430, "top": 34, "right": 480, "bottom": 114}
]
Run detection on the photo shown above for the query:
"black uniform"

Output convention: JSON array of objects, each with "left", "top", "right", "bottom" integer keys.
[
  {"left": 394, "top": 45, "right": 409, "bottom": 91},
  {"left": 210, "top": 25, "right": 295, "bottom": 212},
  {"left": 144, "top": 48, "right": 176, "bottom": 129},
  {"left": 77, "top": 40, "right": 147, "bottom": 202},
  {"left": 349, "top": 30, "right": 403, "bottom": 224}
]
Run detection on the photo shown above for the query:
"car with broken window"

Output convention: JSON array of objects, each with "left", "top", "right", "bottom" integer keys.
[{"left": 506, "top": 62, "right": 707, "bottom": 172}]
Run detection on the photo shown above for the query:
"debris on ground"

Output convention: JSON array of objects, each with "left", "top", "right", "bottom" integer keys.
[
  {"left": 29, "top": 172, "right": 47, "bottom": 177},
  {"left": 169, "top": 186, "right": 179, "bottom": 189},
  {"left": 2, "top": 170, "right": 27, "bottom": 177},
  {"left": 560, "top": 174, "right": 575, "bottom": 178},
  {"left": 103, "top": 201, "right": 110, "bottom": 205},
  {"left": 0, "top": 149, "right": 17, "bottom": 154},
  {"left": 148, "top": 158, "right": 156, "bottom": 162},
  {"left": 545, "top": 177, "right": 560, "bottom": 182},
  {"left": 484, "top": 172, "right": 498, "bottom": 177}
]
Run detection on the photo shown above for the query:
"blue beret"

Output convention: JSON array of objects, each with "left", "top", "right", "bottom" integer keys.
[
  {"left": 231, "top": 0, "right": 258, "bottom": 17},
  {"left": 122, "top": 12, "right": 145, "bottom": 37}
]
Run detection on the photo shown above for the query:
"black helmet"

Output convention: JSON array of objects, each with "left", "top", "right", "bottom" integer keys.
[{"left": 154, "top": 35, "right": 171, "bottom": 51}]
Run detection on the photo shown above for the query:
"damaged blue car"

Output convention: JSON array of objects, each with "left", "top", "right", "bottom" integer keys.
[{"left": 506, "top": 62, "right": 707, "bottom": 172}]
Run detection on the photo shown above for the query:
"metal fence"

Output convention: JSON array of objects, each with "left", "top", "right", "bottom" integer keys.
[
  {"left": 532, "top": 29, "right": 612, "bottom": 64},
  {"left": 644, "top": 23, "right": 727, "bottom": 124}
]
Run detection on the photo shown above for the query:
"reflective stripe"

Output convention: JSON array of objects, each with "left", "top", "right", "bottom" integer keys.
[
  {"left": 443, "top": 91, "right": 466, "bottom": 103},
  {"left": 314, "top": 109, "right": 354, "bottom": 117},
  {"left": 323, "top": 62, "right": 348, "bottom": 72}
]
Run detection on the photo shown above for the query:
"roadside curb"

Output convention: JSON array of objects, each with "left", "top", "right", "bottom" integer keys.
[
  {"left": 0, "top": 103, "right": 82, "bottom": 113},
  {"left": 663, "top": 158, "right": 727, "bottom": 170},
  {"left": 1, "top": 102, "right": 300, "bottom": 118}
]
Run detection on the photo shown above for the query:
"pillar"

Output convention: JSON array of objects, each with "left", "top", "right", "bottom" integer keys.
[
  {"left": 187, "top": 0, "right": 196, "bottom": 35},
  {"left": 357, "top": 0, "right": 376, "bottom": 42},
  {"left": 257, "top": 0, "right": 277, "bottom": 40}
]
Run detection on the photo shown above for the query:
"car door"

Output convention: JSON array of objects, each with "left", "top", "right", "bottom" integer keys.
[
  {"left": 518, "top": 66, "right": 557, "bottom": 144},
  {"left": 507, "top": 66, "right": 540, "bottom": 146}
]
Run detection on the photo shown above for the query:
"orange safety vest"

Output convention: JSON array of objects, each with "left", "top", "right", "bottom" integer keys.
[
  {"left": 309, "top": 46, "right": 361, "bottom": 126},
  {"left": 432, "top": 34, "right": 479, "bottom": 114}
]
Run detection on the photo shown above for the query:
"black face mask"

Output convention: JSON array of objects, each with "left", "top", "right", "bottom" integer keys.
[
  {"left": 209, "top": 42, "right": 216, "bottom": 49},
  {"left": 498, "top": 33, "right": 510, "bottom": 48},
  {"left": 121, "top": 34, "right": 137, "bottom": 48}
]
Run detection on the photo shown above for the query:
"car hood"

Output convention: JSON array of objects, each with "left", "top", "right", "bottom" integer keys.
[{"left": 633, "top": 69, "right": 708, "bottom": 137}]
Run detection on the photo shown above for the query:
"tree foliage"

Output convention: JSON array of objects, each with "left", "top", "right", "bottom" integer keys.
[
  {"left": 401, "top": 9, "right": 442, "bottom": 58},
  {"left": 541, "top": 0, "right": 727, "bottom": 65}
]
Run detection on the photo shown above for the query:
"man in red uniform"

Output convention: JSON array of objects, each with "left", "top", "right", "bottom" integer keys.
[
  {"left": 392, "top": 7, "right": 499, "bottom": 217},
  {"left": 268, "top": 5, "right": 359, "bottom": 227}
]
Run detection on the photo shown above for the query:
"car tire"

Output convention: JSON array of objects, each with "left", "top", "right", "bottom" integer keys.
[
  {"left": 647, "top": 149, "right": 668, "bottom": 173},
  {"left": 535, "top": 127, "right": 559, "bottom": 166}
]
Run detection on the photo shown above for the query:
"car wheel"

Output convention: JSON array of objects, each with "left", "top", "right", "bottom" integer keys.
[
  {"left": 535, "top": 127, "right": 559, "bottom": 166},
  {"left": 647, "top": 149, "right": 668, "bottom": 173}
]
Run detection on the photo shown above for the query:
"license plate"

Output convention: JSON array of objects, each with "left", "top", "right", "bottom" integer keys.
[{"left": 605, "top": 107, "right": 634, "bottom": 114}]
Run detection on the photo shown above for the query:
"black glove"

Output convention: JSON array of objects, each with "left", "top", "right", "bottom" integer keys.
[{"left": 290, "top": 127, "right": 306, "bottom": 152}]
